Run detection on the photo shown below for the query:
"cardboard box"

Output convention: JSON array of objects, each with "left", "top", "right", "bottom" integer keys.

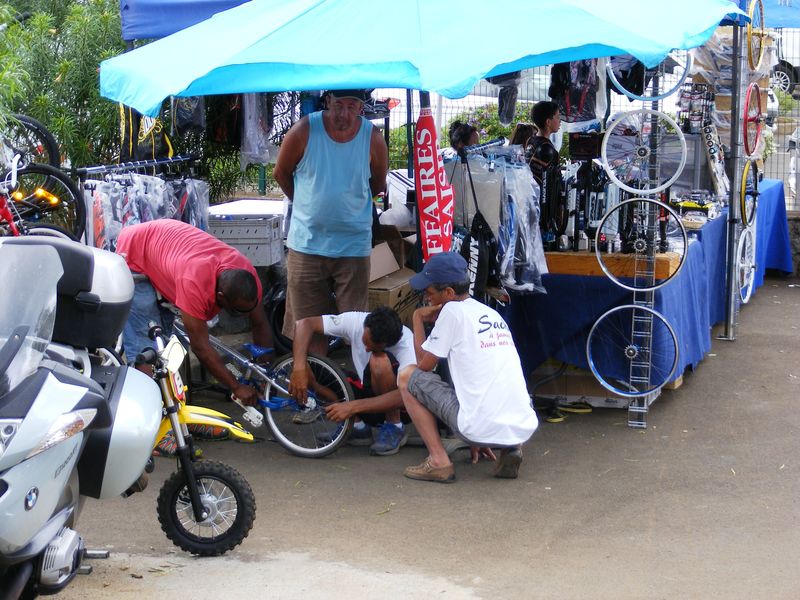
[
  {"left": 367, "top": 267, "right": 419, "bottom": 325},
  {"left": 369, "top": 241, "right": 400, "bottom": 281},
  {"left": 374, "top": 224, "right": 408, "bottom": 268}
]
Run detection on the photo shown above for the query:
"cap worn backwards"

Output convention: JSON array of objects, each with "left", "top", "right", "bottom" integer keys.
[{"left": 409, "top": 252, "right": 468, "bottom": 290}]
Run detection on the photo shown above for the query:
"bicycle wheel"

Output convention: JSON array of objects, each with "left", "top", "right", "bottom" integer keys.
[
  {"left": 4, "top": 114, "right": 60, "bottom": 168},
  {"left": 586, "top": 304, "right": 680, "bottom": 398},
  {"left": 263, "top": 352, "right": 354, "bottom": 458},
  {"left": 743, "top": 83, "right": 763, "bottom": 158},
  {"left": 747, "top": 0, "right": 765, "bottom": 71},
  {"left": 736, "top": 227, "right": 756, "bottom": 304},
  {"left": 601, "top": 109, "right": 687, "bottom": 195},
  {"left": 607, "top": 51, "right": 691, "bottom": 102},
  {"left": 594, "top": 198, "right": 687, "bottom": 292},
  {"left": 25, "top": 223, "right": 76, "bottom": 240},
  {"left": 740, "top": 160, "right": 759, "bottom": 228},
  {"left": 10, "top": 164, "right": 85, "bottom": 240}
]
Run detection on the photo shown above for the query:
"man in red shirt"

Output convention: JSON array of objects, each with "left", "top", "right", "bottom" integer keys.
[{"left": 116, "top": 220, "right": 271, "bottom": 405}]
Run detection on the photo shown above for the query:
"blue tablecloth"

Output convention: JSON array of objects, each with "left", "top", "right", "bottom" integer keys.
[{"left": 507, "top": 179, "right": 794, "bottom": 380}]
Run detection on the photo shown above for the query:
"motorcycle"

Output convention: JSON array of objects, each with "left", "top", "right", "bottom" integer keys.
[
  {"left": 0, "top": 238, "right": 160, "bottom": 598},
  {"left": 136, "top": 322, "right": 257, "bottom": 556}
]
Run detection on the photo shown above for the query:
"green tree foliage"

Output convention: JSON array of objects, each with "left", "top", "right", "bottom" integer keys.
[{"left": 0, "top": 0, "right": 126, "bottom": 167}]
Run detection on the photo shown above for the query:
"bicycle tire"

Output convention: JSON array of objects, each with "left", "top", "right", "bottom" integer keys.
[
  {"left": 10, "top": 163, "right": 85, "bottom": 240},
  {"left": 747, "top": 0, "right": 765, "bottom": 71},
  {"left": 740, "top": 160, "right": 759, "bottom": 228},
  {"left": 607, "top": 51, "right": 691, "bottom": 102},
  {"left": 264, "top": 352, "right": 354, "bottom": 458},
  {"left": 594, "top": 198, "right": 687, "bottom": 292},
  {"left": 24, "top": 223, "right": 76, "bottom": 241},
  {"left": 736, "top": 227, "right": 756, "bottom": 304},
  {"left": 601, "top": 109, "right": 687, "bottom": 196},
  {"left": 6, "top": 113, "right": 60, "bottom": 168},
  {"left": 743, "top": 83, "right": 762, "bottom": 158},
  {"left": 586, "top": 304, "right": 680, "bottom": 398}
]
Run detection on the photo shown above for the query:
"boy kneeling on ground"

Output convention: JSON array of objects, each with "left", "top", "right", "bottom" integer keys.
[{"left": 289, "top": 307, "right": 416, "bottom": 456}]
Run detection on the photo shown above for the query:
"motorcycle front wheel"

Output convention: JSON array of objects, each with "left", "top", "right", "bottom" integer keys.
[{"left": 156, "top": 460, "right": 256, "bottom": 556}]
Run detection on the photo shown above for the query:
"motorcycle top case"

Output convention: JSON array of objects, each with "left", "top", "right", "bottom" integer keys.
[{"left": 0, "top": 237, "right": 134, "bottom": 348}]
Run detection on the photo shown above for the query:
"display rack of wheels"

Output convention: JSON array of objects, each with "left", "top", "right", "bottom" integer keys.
[{"left": 592, "top": 66, "right": 687, "bottom": 428}]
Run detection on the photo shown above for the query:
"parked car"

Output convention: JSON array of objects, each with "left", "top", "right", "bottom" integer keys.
[{"left": 772, "top": 27, "right": 800, "bottom": 93}]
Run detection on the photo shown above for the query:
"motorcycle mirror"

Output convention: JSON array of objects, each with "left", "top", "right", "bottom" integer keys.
[{"left": 162, "top": 336, "right": 187, "bottom": 374}]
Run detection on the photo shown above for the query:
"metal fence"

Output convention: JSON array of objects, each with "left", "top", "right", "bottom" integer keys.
[{"left": 381, "top": 49, "right": 800, "bottom": 214}]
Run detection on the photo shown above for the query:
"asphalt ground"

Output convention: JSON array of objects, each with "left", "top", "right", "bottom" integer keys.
[{"left": 60, "top": 276, "right": 800, "bottom": 600}]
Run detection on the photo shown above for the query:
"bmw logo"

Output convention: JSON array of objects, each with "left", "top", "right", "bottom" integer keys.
[{"left": 24, "top": 487, "right": 38, "bottom": 511}]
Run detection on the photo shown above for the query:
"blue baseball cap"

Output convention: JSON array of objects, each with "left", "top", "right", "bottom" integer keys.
[{"left": 410, "top": 252, "right": 469, "bottom": 290}]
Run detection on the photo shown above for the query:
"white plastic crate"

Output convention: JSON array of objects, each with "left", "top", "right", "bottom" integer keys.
[{"left": 209, "top": 215, "right": 283, "bottom": 266}]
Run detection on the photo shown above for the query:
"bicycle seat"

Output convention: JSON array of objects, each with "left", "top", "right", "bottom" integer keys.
[{"left": 243, "top": 343, "right": 274, "bottom": 359}]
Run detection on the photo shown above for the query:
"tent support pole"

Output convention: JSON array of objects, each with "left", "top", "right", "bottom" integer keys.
[{"left": 721, "top": 23, "right": 744, "bottom": 341}]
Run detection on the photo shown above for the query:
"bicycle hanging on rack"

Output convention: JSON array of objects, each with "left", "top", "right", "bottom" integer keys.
[{"left": 0, "top": 153, "right": 84, "bottom": 240}]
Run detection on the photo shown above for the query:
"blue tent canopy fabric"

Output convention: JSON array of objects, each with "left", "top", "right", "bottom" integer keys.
[
  {"left": 763, "top": 0, "right": 800, "bottom": 28},
  {"left": 119, "top": 0, "right": 247, "bottom": 41},
  {"left": 103, "top": 0, "right": 747, "bottom": 117}
]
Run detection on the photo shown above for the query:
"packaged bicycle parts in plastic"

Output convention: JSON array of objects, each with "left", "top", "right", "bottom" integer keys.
[
  {"left": 498, "top": 162, "right": 547, "bottom": 294},
  {"left": 240, "top": 93, "right": 278, "bottom": 170},
  {"left": 548, "top": 58, "right": 607, "bottom": 132}
]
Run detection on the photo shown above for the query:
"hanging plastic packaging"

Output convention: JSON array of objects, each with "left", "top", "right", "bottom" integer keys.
[
  {"left": 240, "top": 93, "right": 278, "bottom": 170},
  {"left": 497, "top": 163, "right": 547, "bottom": 294}
]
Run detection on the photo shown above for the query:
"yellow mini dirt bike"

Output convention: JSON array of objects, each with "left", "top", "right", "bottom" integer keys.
[{"left": 136, "top": 324, "right": 256, "bottom": 556}]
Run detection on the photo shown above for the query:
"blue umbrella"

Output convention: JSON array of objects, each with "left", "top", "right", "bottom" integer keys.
[{"left": 101, "top": 0, "right": 746, "bottom": 117}]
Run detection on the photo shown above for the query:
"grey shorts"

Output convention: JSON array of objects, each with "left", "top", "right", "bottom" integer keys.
[
  {"left": 407, "top": 369, "right": 470, "bottom": 442},
  {"left": 283, "top": 249, "right": 370, "bottom": 339}
]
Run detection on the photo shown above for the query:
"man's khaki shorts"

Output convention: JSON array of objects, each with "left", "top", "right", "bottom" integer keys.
[{"left": 282, "top": 249, "right": 370, "bottom": 339}]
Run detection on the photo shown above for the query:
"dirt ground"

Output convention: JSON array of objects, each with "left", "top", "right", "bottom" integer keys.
[{"left": 59, "top": 277, "right": 800, "bottom": 600}]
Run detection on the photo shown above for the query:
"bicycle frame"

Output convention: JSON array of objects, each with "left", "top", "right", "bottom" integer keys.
[{"left": 0, "top": 155, "right": 22, "bottom": 235}]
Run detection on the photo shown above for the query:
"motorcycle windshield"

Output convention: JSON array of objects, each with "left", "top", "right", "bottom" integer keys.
[{"left": 0, "top": 243, "right": 63, "bottom": 395}]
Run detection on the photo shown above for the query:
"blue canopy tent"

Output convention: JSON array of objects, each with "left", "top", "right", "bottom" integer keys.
[
  {"left": 120, "top": 0, "right": 247, "bottom": 41},
  {"left": 102, "top": 0, "right": 746, "bottom": 117}
]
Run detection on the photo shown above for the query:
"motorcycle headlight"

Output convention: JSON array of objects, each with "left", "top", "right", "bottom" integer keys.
[
  {"left": 25, "top": 409, "right": 97, "bottom": 460},
  {"left": 0, "top": 419, "right": 22, "bottom": 460}
]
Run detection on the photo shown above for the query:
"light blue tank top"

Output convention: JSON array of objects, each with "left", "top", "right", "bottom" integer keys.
[{"left": 288, "top": 111, "right": 373, "bottom": 257}]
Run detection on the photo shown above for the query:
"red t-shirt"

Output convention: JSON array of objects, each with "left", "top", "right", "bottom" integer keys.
[{"left": 116, "top": 220, "right": 262, "bottom": 321}]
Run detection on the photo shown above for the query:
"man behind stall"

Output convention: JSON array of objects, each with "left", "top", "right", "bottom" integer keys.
[
  {"left": 397, "top": 252, "right": 538, "bottom": 483},
  {"left": 289, "top": 307, "right": 415, "bottom": 456}
]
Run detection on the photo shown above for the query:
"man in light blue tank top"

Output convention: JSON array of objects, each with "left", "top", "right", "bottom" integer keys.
[{"left": 274, "top": 89, "right": 388, "bottom": 354}]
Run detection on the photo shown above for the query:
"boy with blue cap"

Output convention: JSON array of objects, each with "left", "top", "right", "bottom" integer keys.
[{"left": 397, "top": 252, "right": 538, "bottom": 483}]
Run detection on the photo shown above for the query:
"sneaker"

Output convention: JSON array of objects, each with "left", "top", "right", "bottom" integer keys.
[
  {"left": 152, "top": 430, "right": 203, "bottom": 459},
  {"left": 314, "top": 423, "right": 372, "bottom": 446},
  {"left": 493, "top": 447, "right": 523, "bottom": 479},
  {"left": 186, "top": 423, "right": 229, "bottom": 440},
  {"left": 403, "top": 457, "right": 455, "bottom": 483},
  {"left": 292, "top": 408, "right": 322, "bottom": 424},
  {"left": 348, "top": 424, "right": 373, "bottom": 446},
  {"left": 369, "top": 423, "right": 409, "bottom": 456}
]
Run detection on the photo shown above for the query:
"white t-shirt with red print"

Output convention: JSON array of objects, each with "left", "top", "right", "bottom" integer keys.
[{"left": 422, "top": 298, "right": 538, "bottom": 445}]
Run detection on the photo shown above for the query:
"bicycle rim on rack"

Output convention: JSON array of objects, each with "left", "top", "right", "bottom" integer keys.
[
  {"left": 747, "top": 0, "right": 765, "bottom": 71},
  {"left": 743, "top": 83, "right": 763, "bottom": 158},
  {"left": 736, "top": 227, "right": 756, "bottom": 304},
  {"left": 11, "top": 164, "right": 85, "bottom": 240},
  {"left": 740, "top": 159, "right": 759, "bottom": 228},
  {"left": 264, "top": 354, "right": 354, "bottom": 458},
  {"left": 586, "top": 304, "right": 680, "bottom": 398},
  {"left": 594, "top": 198, "right": 688, "bottom": 292},
  {"left": 607, "top": 51, "right": 691, "bottom": 102},
  {"left": 601, "top": 109, "right": 687, "bottom": 195}
]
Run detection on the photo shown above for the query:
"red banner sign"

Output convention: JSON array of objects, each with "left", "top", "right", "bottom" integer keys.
[{"left": 413, "top": 108, "right": 454, "bottom": 261}]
